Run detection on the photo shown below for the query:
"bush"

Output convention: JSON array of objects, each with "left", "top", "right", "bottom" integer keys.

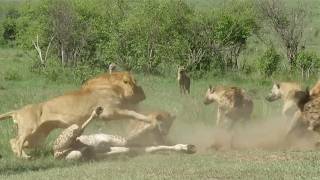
[
  {"left": 258, "top": 46, "right": 281, "bottom": 77},
  {"left": 296, "top": 51, "right": 320, "bottom": 78},
  {"left": 4, "top": 70, "right": 22, "bottom": 81}
]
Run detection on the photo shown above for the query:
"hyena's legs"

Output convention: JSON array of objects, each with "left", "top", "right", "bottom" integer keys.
[{"left": 216, "top": 108, "right": 226, "bottom": 127}]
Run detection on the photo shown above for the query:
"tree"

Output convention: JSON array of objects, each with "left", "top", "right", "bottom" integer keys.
[{"left": 258, "top": 0, "right": 307, "bottom": 69}]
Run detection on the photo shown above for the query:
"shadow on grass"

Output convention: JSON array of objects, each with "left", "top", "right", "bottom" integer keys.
[
  {"left": 0, "top": 149, "right": 78, "bottom": 176},
  {"left": 0, "top": 148, "right": 136, "bottom": 176}
]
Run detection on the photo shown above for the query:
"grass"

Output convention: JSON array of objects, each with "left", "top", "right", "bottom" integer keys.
[{"left": 1, "top": 48, "right": 320, "bottom": 179}]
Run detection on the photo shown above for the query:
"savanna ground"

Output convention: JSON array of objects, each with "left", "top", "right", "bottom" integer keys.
[{"left": 1, "top": 48, "right": 320, "bottom": 180}]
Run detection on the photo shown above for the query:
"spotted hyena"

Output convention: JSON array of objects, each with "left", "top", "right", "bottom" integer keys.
[{"left": 204, "top": 85, "right": 253, "bottom": 129}]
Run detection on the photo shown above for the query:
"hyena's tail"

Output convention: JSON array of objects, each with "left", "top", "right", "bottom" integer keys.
[{"left": 0, "top": 111, "right": 15, "bottom": 121}]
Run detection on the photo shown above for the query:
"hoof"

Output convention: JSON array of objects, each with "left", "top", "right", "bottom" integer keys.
[
  {"left": 185, "top": 144, "right": 196, "bottom": 154},
  {"left": 96, "top": 107, "right": 104, "bottom": 115}
]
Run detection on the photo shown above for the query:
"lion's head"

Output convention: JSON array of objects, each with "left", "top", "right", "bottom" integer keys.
[{"left": 82, "top": 71, "right": 146, "bottom": 104}]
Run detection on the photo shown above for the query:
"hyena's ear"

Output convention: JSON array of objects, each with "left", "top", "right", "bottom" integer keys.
[
  {"left": 209, "top": 85, "right": 215, "bottom": 92},
  {"left": 305, "top": 86, "right": 310, "bottom": 95}
]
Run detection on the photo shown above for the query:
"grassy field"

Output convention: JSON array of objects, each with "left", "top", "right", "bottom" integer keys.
[{"left": 1, "top": 48, "right": 320, "bottom": 179}]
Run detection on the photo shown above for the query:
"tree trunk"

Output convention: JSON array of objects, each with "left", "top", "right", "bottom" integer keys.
[{"left": 61, "top": 44, "right": 65, "bottom": 66}]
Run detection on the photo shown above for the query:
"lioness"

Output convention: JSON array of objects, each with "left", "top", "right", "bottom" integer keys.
[
  {"left": 0, "top": 72, "right": 150, "bottom": 159},
  {"left": 265, "top": 82, "right": 302, "bottom": 120},
  {"left": 203, "top": 85, "right": 253, "bottom": 129},
  {"left": 56, "top": 111, "right": 196, "bottom": 160}
]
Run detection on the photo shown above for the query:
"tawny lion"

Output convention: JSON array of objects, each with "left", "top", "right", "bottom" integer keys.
[{"left": 0, "top": 72, "right": 150, "bottom": 159}]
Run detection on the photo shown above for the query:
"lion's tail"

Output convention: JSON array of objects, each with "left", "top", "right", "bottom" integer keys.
[{"left": 0, "top": 111, "right": 15, "bottom": 121}]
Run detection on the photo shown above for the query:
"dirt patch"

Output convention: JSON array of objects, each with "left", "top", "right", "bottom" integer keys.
[{"left": 170, "top": 117, "right": 319, "bottom": 152}]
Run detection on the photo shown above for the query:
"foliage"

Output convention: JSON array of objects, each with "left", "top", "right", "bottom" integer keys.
[
  {"left": 258, "top": 46, "right": 281, "bottom": 77},
  {"left": 4, "top": 70, "right": 22, "bottom": 81},
  {"left": 296, "top": 51, "right": 320, "bottom": 78},
  {"left": 2, "top": 0, "right": 259, "bottom": 76},
  {"left": 1, "top": 8, "right": 20, "bottom": 45},
  {"left": 257, "top": 0, "right": 307, "bottom": 69}
]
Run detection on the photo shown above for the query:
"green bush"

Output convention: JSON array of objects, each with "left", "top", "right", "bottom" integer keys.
[
  {"left": 258, "top": 46, "right": 281, "bottom": 77},
  {"left": 14, "top": 0, "right": 258, "bottom": 75},
  {"left": 4, "top": 70, "right": 22, "bottom": 81},
  {"left": 296, "top": 51, "right": 320, "bottom": 78}
]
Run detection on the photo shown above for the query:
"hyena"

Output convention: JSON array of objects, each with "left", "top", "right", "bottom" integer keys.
[{"left": 177, "top": 66, "right": 190, "bottom": 94}]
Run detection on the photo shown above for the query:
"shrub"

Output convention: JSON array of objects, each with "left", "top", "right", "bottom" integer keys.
[
  {"left": 258, "top": 46, "right": 281, "bottom": 77},
  {"left": 4, "top": 70, "right": 22, "bottom": 81},
  {"left": 296, "top": 51, "right": 320, "bottom": 78}
]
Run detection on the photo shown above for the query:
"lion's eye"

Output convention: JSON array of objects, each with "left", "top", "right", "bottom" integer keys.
[{"left": 124, "top": 80, "right": 129, "bottom": 84}]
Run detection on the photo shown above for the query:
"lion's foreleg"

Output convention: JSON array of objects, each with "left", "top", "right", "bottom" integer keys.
[{"left": 113, "top": 109, "right": 152, "bottom": 123}]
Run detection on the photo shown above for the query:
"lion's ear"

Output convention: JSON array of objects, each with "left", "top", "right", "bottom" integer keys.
[
  {"left": 276, "top": 83, "right": 280, "bottom": 89},
  {"left": 209, "top": 85, "right": 212, "bottom": 90}
]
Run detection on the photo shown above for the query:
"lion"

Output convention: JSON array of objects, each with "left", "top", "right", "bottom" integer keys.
[
  {"left": 0, "top": 72, "right": 151, "bottom": 159},
  {"left": 203, "top": 85, "right": 253, "bottom": 129},
  {"left": 177, "top": 66, "right": 190, "bottom": 95},
  {"left": 265, "top": 82, "right": 302, "bottom": 121},
  {"left": 55, "top": 111, "right": 196, "bottom": 160}
]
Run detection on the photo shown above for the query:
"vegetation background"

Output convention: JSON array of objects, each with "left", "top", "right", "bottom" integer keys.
[{"left": 1, "top": 0, "right": 320, "bottom": 179}]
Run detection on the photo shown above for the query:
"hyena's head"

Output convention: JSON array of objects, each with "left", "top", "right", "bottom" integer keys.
[
  {"left": 204, "top": 85, "right": 216, "bottom": 105},
  {"left": 178, "top": 66, "right": 186, "bottom": 75},
  {"left": 108, "top": 63, "right": 117, "bottom": 73},
  {"left": 265, "top": 83, "right": 282, "bottom": 102},
  {"left": 307, "top": 119, "right": 320, "bottom": 131}
]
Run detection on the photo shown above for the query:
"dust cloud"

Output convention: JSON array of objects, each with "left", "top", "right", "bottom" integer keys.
[{"left": 169, "top": 116, "right": 319, "bottom": 153}]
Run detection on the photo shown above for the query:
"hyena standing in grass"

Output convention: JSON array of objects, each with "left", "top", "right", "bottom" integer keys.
[
  {"left": 108, "top": 63, "right": 117, "bottom": 74},
  {"left": 177, "top": 66, "right": 190, "bottom": 95}
]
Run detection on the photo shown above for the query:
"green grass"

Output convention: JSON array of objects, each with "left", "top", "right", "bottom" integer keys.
[{"left": 1, "top": 48, "right": 320, "bottom": 179}]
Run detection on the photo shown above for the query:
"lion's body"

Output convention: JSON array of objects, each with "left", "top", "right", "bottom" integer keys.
[
  {"left": 0, "top": 72, "right": 149, "bottom": 158},
  {"left": 204, "top": 86, "right": 253, "bottom": 128}
]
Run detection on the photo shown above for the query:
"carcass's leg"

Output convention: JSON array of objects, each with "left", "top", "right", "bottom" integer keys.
[
  {"left": 65, "top": 150, "right": 83, "bottom": 161},
  {"left": 144, "top": 144, "right": 196, "bottom": 154},
  {"left": 94, "top": 147, "right": 131, "bottom": 159}
]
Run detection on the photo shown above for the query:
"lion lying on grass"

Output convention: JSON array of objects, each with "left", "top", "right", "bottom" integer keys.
[
  {"left": 54, "top": 111, "right": 196, "bottom": 160},
  {"left": 0, "top": 72, "right": 151, "bottom": 159}
]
